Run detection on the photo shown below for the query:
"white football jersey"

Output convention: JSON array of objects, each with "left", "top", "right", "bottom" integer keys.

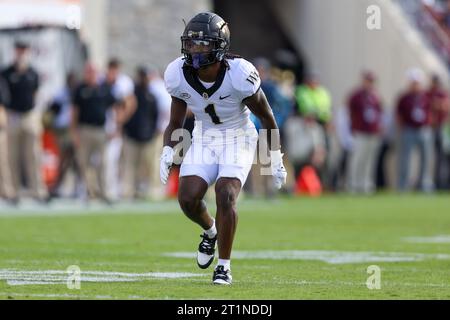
[{"left": 164, "top": 56, "right": 261, "bottom": 136}]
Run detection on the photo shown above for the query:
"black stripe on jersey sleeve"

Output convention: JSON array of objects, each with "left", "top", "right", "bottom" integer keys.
[{"left": 242, "top": 84, "right": 262, "bottom": 102}]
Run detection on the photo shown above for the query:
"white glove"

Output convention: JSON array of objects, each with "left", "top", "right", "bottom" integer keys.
[
  {"left": 270, "top": 150, "right": 287, "bottom": 190},
  {"left": 160, "top": 146, "right": 174, "bottom": 185}
]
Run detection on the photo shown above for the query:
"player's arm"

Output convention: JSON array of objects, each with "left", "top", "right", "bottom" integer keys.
[
  {"left": 160, "top": 96, "right": 187, "bottom": 184},
  {"left": 244, "top": 89, "right": 287, "bottom": 189}
]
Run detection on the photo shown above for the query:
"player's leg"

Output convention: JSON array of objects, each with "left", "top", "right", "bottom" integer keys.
[
  {"left": 212, "top": 177, "right": 241, "bottom": 285},
  {"left": 215, "top": 177, "right": 242, "bottom": 259},
  {"left": 213, "top": 145, "right": 256, "bottom": 285},
  {"left": 212, "top": 133, "right": 258, "bottom": 285},
  {"left": 178, "top": 175, "right": 218, "bottom": 269},
  {"left": 178, "top": 175, "right": 213, "bottom": 229},
  {"left": 178, "top": 137, "right": 221, "bottom": 268}
]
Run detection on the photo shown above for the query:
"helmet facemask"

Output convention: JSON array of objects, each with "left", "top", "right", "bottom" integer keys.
[{"left": 181, "top": 36, "right": 227, "bottom": 69}]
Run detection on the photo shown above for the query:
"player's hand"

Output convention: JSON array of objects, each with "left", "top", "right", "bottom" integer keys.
[
  {"left": 270, "top": 150, "right": 287, "bottom": 190},
  {"left": 160, "top": 146, "right": 174, "bottom": 185}
]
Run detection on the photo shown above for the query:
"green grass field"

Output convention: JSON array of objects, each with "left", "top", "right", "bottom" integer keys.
[{"left": 0, "top": 194, "right": 450, "bottom": 300}]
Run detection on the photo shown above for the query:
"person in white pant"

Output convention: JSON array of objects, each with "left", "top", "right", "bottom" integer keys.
[
  {"left": 347, "top": 71, "right": 383, "bottom": 194},
  {"left": 103, "top": 58, "right": 136, "bottom": 201},
  {"left": 148, "top": 67, "right": 172, "bottom": 199},
  {"left": 160, "top": 12, "right": 287, "bottom": 285}
]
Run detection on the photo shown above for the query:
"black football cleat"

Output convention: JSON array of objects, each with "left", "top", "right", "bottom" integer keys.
[
  {"left": 212, "top": 265, "right": 232, "bottom": 285},
  {"left": 197, "top": 233, "right": 217, "bottom": 269}
]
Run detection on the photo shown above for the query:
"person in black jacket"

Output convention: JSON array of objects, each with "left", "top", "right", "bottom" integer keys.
[
  {"left": 122, "top": 66, "right": 159, "bottom": 199},
  {"left": 71, "top": 63, "right": 117, "bottom": 202},
  {"left": 1, "top": 41, "right": 48, "bottom": 203}
]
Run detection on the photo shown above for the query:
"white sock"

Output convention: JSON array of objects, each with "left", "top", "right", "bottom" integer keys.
[
  {"left": 204, "top": 219, "right": 217, "bottom": 239},
  {"left": 217, "top": 259, "right": 231, "bottom": 271}
]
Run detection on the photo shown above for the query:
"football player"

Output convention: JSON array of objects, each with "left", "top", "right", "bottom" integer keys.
[{"left": 160, "top": 12, "right": 287, "bottom": 285}]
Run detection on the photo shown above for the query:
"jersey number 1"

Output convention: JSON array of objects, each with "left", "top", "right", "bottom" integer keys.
[{"left": 205, "top": 104, "right": 222, "bottom": 124}]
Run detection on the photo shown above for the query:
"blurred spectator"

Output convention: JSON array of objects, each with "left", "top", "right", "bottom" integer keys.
[
  {"left": 71, "top": 63, "right": 116, "bottom": 202},
  {"left": 426, "top": 74, "right": 450, "bottom": 189},
  {"left": 103, "top": 58, "right": 136, "bottom": 201},
  {"left": 375, "top": 108, "right": 396, "bottom": 189},
  {"left": 48, "top": 72, "right": 81, "bottom": 198},
  {"left": 295, "top": 71, "right": 332, "bottom": 126},
  {"left": 122, "top": 66, "right": 158, "bottom": 199},
  {"left": 330, "top": 105, "right": 353, "bottom": 192},
  {"left": 0, "top": 73, "right": 15, "bottom": 203},
  {"left": 284, "top": 111, "right": 327, "bottom": 183},
  {"left": 248, "top": 57, "right": 294, "bottom": 197},
  {"left": 251, "top": 58, "right": 293, "bottom": 134},
  {"left": 148, "top": 66, "right": 171, "bottom": 199},
  {"left": 295, "top": 71, "right": 332, "bottom": 186},
  {"left": 1, "top": 41, "right": 48, "bottom": 203},
  {"left": 396, "top": 68, "right": 434, "bottom": 192},
  {"left": 347, "top": 71, "right": 383, "bottom": 194}
]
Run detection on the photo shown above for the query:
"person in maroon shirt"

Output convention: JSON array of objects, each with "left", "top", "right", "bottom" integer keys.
[
  {"left": 347, "top": 71, "right": 383, "bottom": 193},
  {"left": 396, "top": 69, "right": 434, "bottom": 192},
  {"left": 426, "top": 75, "right": 450, "bottom": 189}
]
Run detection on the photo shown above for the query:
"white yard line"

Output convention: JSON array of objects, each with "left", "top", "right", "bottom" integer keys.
[
  {"left": 0, "top": 292, "right": 98, "bottom": 299},
  {"left": 0, "top": 269, "right": 206, "bottom": 287},
  {"left": 403, "top": 235, "right": 450, "bottom": 244},
  {"left": 3, "top": 259, "right": 193, "bottom": 270},
  {"left": 0, "top": 292, "right": 153, "bottom": 300},
  {"left": 232, "top": 278, "right": 450, "bottom": 289},
  {"left": 163, "top": 250, "right": 450, "bottom": 264}
]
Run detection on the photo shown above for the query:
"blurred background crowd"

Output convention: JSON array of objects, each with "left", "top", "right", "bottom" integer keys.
[
  {"left": 0, "top": 46, "right": 172, "bottom": 205},
  {"left": 1, "top": 0, "right": 450, "bottom": 206},
  {"left": 247, "top": 58, "right": 450, "bottom": 198}
]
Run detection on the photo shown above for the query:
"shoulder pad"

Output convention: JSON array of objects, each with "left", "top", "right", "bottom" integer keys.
[
  {"left": 164, "top": 57, "right": 184, "bottom": 98},
  {"left": 229, "top": 58, "right": 261, "bottom": 101}
]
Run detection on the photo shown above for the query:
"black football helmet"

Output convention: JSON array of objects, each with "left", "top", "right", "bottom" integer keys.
[{"left": 181, "top": 12, "right": 230, "bottom": 69}]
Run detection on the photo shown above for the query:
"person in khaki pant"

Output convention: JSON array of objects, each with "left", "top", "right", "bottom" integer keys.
[
  {"left": 347, "top": 71, "right": 383, "bottom": 194},
  {"left": 122, "top": 66, "right": 158, "bottom": 199},
  {"left": 71, "top": 63, "right": 116, "bottom": 202},
  {"left": 0, "top": 75, "right": 16, "bottom": 203},
  {"left": 1, "top": 41, "right": 48, "bottom": 202}
]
